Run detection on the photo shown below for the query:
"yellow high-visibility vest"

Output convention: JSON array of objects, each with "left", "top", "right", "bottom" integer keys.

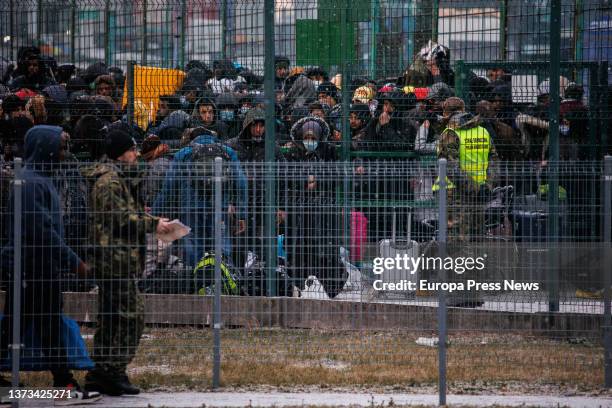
[{"left": 433, "top": 126, "right": 490, "bottom": 191}]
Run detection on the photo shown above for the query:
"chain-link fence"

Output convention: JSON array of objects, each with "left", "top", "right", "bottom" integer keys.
[{"left": 0, "top": 0, "right": 611, "bottom": 404}]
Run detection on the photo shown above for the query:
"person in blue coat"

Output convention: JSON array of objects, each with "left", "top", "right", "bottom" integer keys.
[
  {"left": 0, "top": 125, "right": 96, "bottom": 398},
  {"left": 153, "top": 127, "right": 248, "bottom": 269}
]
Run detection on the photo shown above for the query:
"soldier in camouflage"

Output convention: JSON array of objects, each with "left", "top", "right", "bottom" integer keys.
[
  {"left": 81, "top": 129, "right": 172, "bottom": 396},
  {"left": 434, "top": 97, "right": 498, "bottom": 307},
  {"left": 435, "top": 97, "right": 498, "bottom": 238}
]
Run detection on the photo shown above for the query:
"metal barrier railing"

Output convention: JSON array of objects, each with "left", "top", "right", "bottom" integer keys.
[{"left": 0, "top": 157, "right": 610, "bottom": 398}]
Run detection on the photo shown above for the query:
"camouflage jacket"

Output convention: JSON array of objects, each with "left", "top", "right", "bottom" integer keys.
[
  {"left": 81, "top": 159, "right": 159, "bottom": 278},
  {"left": 437, "top": 113, "right": 499, "bottom": 194}
]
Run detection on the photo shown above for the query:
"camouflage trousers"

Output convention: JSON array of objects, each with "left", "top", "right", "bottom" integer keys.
[
  {"left": 444, "top": 190, "right": 486, "bottom": 304},
  {"left": 91, "top": 277, "right": 144, "bottom": 376},
  {"left": 447, "top": 189, "right": 486, "bottom": 243}
]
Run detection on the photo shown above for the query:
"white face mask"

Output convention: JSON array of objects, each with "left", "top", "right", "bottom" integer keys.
[
  {"left": 312, "top": 80, "right": 322, "bottom": 88},
  {"left": 369, "top": 100, "right": 378, "bottom": 114},
  {"left": 560, "top": 124, "right": 570, "bottom": 136},
  {"left": 303, "top": 140, "right": 318, "bottom": 152}
]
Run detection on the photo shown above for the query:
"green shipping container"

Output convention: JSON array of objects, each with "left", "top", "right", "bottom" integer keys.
[
  {"left": 295, "top": 19, "right": 356, "bottom": 69},
  {"left": 317, "top": 0, "right": 371, "bottom": 23}
]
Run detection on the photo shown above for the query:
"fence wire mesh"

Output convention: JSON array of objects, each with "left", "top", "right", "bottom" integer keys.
[{"left": 0, "top": 0, "right": 610, "bottom": 401}]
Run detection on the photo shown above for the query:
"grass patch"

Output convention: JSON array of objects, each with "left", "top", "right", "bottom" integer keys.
[{"left": 12, "top": 328, "right": 604, "bottom": 394}]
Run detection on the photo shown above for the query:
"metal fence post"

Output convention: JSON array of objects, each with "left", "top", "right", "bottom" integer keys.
[
  {"left": 601, "top": 62, "right": 609, "bottom": 155},
  {"left": 141, "top": 0, "right": 148, "bottom": 66},
  {"left": 547, "top": 0, "right": 561, "bottom": 312},
  {"left": 104, "top": 0, "right": 111, "bottom": 67},
  {"left": 340, "top": 2, "right": 351, "bottom": 162},
  {"left": 221, "top": 0, "right": 228, "bottom": 60},
  {"left": 36, "top": 0, "right": 42, "bottom": 45},
  {"left": 573, "top": 0, "right": 584, "bottom": 62},
  {"left": 70, "top": 0, "right": 76, "bottom": 64},
  {"left": 9, "top": 0, "right": 15, "bottom": 62},
  {"left": 431, "top": 0, "right": 439, "bottom": 42},
  {"left": 172, "top": 5, "right": 179, "bottom": 67},
  {"left": 264, "top": 0, "right": 277, "bottom": 296},
  {"left": 179, "top": 0, "right": 186, "bottom": 69},
  {"left": 499, "top": 0, "right": 508, "bottom": 60},
  {"left": 212, "top": 157, "right": 223, "bottom": 389},
  {"left": 454, "top": 60, "right": 466, "bottom": 102},
  {"left": 437, "top": 158, "right": 447, "bottom": 407},
  {"left": 11, "top": 158, "right": 23, "bottom": 408},
  {"left": 588, "top": 65, "right": 600, "bottom": 161},
  {"left": 369, "top": 0, "right": 379, "bottom": 79},
  {"left": 603, "top": 156, "right": 612, "bottom": 388},
  {"left": 126, "top": 60, "right": 135, "bottom": 129}
]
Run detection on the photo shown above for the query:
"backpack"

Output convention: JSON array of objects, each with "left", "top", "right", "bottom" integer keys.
[
  {"left": 193, "top": 252, "right": 241, "bottom": 296},
  {"left": 139, "top": 255, "right": 193, "bottom": 294},
  {"left": 189, "top": 142, "right": 232, "bottom": 195},
  {"left": 243, "top": 251, "right": 292, "bottom": 297}
]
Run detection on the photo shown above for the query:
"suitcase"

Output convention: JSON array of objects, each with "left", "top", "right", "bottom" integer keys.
[
  {"left": 513, "top": 195, "right": 569, "bottom": 242},
  {"left": 378, "top": 209, "right": 420, "bottom": 289}
]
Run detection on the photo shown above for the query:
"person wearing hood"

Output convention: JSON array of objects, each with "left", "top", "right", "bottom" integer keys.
[
  {"left": 371, "top": 90, "right": 416, "bottom": 151},
  {"left": 226, "top": 108, "right": 283, "bottom": 162},
  {"left": 275, "top": 56, "right": 290, "bottom": 91},
  {"left": 152, "top": 127, "right": 247, "bottom": 267},
  {"left": 215, "top": 92, "right": 241, "bottom": 140},
  {"left": 190, "top": 97, "right": 230, "bottom": 140},
  {"left": 282, "top": 117, "right": 344, "bottom": 298},
  {"left": 0, "top": 126, "right": 98, "bottom": 398},
  {"left": 345, "top": 103, "right": 373, "bottom": 149},
  {"left": 148, "top": 109, "right": 191, "bottom": 140},
  {"left": 179, "top": 80, "right": 205, "bottom": 113},
  {"left": 283, "top": 73, "right": 317, "bottom": 113},
  {"left": 285, "top": 116, "right": 336, "bottom": 162},
  {"left": 81, "top": 129, "right": 173, "bottom": 396},
  {"left": 317, "top": 81, "right": 342, "bottom": 136},
  {"left": 224, "top": 109, "right": 285, "bottom": 267},
  {"left": 9, "top": 49, "right": 56, "bottom": 92}
]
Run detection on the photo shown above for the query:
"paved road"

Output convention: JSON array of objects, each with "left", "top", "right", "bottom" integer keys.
[{"left": 14, "top": 391, "right": 612, "bottom": 407}]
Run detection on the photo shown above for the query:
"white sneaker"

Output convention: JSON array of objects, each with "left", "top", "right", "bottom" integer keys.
[{"left": 55, "top": 389, "right": 102, "bottom": 406}]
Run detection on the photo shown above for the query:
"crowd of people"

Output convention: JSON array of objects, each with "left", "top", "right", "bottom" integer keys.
[
  {"left": 0, "top": 41, "right": 608, "bottom": 397},
  {"left": 0, "top": 42, "right": 605, "bottom": 164}
]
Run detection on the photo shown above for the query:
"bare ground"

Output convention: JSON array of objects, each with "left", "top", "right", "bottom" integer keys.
[{"left": 15, "top": 328, "right": 609, "bottom": 397}]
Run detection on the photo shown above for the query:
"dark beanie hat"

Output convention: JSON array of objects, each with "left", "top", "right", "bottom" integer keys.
[
  {"left": 317, "top": 81, "right": 338, "bottom": 99},
  {"left": 105, "top": 129, "right": 136, "bottom": 159}
]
